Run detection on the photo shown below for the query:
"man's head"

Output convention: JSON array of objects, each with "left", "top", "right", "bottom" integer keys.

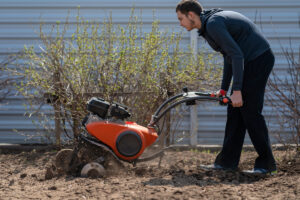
[{"left": 176, "top": 0, "right": 203, "bottom": 31}]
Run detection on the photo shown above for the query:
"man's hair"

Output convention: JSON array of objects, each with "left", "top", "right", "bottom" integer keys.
[{"left": 176, "top": 0, "right": 203, "bottom": 16}]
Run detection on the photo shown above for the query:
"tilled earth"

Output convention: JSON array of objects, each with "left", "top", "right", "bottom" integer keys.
[{"left": 0, "top": 147, "right": 299, "bottom": 200}]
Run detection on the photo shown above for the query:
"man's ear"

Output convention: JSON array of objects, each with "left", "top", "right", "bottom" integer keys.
[{"left": 187, "top": 11, "right": 195, "bottom": 20}]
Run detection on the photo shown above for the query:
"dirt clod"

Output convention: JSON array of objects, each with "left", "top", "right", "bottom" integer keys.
[
  {"left": 20, "top": 173, "right": 27, "bottom": 179},
  {"left": 48, "top": 186, "right": 57, "bottom": 190},
  {"left": 44, "top": 166, "right": 54, "bottom": 180}
]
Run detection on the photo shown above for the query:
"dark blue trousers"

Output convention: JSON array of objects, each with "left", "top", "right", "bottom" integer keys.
[{"left": 215, "top": 49, "right": 277, "bottom": 171}]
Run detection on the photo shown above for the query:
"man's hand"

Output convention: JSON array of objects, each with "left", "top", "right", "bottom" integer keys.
[{"left": 230, "top": 90, "right": 243, "bottom": 107}]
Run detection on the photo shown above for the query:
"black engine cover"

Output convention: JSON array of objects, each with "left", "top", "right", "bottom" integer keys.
[
  {"left": 86, "top": 97, "right": 131, "bottom": 120},
  {"left": 87, "top": 97, "right": 110, "bottom": 118}
]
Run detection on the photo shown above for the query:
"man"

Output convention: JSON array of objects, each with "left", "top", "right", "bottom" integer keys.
[{"left": 176, "top": 0, "right": 277, "bottom": 174}]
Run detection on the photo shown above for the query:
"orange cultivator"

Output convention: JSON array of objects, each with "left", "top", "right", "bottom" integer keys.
[{"left": 46, "top": 88, "right": 230, "bottom": 178}]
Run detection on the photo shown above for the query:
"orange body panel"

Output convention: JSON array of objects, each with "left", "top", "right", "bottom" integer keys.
[{"left": 86, "top": 121, "right": 158, "bottom": 161}]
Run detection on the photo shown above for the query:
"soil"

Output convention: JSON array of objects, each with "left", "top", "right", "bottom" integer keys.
[{"left": 0, "top": 147, "right": 299, "bottom": 200}]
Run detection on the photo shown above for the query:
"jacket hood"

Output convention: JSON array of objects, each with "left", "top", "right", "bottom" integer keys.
[{"left": 197, "top": 8, "right": 223, "bottom": 36}]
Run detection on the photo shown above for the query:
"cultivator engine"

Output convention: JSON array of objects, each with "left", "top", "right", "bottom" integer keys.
[{"left": 46, "top": 88, "right": 231, "bottom": 179}]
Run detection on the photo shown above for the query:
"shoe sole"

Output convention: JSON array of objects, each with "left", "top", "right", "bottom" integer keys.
[
  {"left": 199, "top": 165, "right": 237, "bottom": 171},
  {"left": 241, "top": 170, "right": 277, "bottom": 176}
]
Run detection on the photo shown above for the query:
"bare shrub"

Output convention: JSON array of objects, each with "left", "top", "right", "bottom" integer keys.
[{"left": 267, "top": 43, "right": 300, "bottom": 148}]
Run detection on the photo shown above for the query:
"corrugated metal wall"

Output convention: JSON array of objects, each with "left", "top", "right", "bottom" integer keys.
[{"left": 0, "top": 0, "right": 299, "bottom": 144}]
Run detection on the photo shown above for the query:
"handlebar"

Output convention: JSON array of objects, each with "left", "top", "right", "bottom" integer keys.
[{"left": 148, "top": 88, "right": 231, "bottom": 128}]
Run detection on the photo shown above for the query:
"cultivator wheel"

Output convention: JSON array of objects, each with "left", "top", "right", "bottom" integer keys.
[
  {"left": 45, "top": 136, "right": 125, "bottom": 179},
  {"left": 80, "top": 162, "right": 106, "bottom": 178}
]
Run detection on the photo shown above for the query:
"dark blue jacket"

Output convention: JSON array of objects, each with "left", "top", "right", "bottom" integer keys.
[{"left": 198, "top": 9, "right": 270, "bottom": 91}]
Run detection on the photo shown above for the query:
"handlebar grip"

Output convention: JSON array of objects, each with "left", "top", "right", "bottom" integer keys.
[
  {"left": 222, "top": 97, "right": 230, "bottom": 104},
  {"left": 220, "top": 89, "right": 227, "bottom": 96}
]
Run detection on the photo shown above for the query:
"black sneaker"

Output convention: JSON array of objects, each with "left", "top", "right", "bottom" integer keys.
[{"left": 242, "top": 168, "right": 277, "bottom": 175}]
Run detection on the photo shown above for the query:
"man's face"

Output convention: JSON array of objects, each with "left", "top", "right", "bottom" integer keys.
[{"left": 177, "top": 11, "right": 195, "bottom": 31}]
